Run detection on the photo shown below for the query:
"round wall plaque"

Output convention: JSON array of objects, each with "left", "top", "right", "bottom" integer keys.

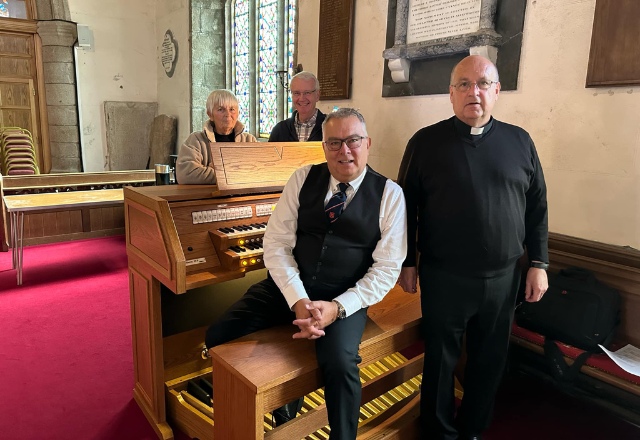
[{"left": 161, "top": 30, "right": 178, "bottom": 78}]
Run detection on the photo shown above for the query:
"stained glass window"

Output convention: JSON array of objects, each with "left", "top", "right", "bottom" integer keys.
[
  {"left": 233, "top": 0, "right": 297, "bottom": 138},
  {"left": 0, "top": 0, "right": 28, "bottom": 19},
  {"left": 234, "top": 0, "right": 251, "bottom": 129},
  {"left": 258, "top": 0, "right": 278, "bottom": 137},
  {"left": 287, "top": 2, "right": 296, "bottom": 117}
]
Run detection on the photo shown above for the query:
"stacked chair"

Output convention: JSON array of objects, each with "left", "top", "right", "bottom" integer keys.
[{"left": 0, "top": 127, "right": 39, "bottom": 175}]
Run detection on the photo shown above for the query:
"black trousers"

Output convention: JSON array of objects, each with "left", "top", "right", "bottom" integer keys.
[
  {"left": 205, "top": 277, "right": 368, "bottom": 440},
  {"left": 418, "top": 263, "right": 521, "bottom": 440}
]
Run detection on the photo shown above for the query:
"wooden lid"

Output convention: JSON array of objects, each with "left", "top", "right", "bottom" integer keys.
[{"left": 210, "top": 141, "right": 325, "bottom": 195}]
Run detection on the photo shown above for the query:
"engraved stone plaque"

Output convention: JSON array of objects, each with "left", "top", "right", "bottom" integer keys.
[
  {"left": 382, "top": 0, "right": 527, "bottom": 96},
  {"left": 407, "top": 0, "right": 482, "bottom": 44},
  {"left": 317, "top": 0, "right": 354, "bottom": 100},
  {"left": 161, "top": 30, "right": 178, "bottom": 78}
]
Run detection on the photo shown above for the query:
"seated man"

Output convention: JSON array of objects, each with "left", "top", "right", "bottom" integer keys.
[
  {"left": 176, "top": 89, "right": 256, "bottom": 184},
  {"left": 269, "top": 71, "right": 325, "bottom": 142},
  {"left": 205, "top": 108, "right": 407, "bottom": 439}
]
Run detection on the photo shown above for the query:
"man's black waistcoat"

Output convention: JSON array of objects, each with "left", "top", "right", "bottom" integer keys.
[{"left": 293, "top": 164, "right": 387, "bottom": 301}]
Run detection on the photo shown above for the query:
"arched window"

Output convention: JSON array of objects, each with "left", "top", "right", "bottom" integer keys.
[{"left": 233, "top": 0, "right": 296, "bottom": 138}]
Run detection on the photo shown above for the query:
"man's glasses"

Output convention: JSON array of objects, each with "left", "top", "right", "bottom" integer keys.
[
  {"left": 450, "top": 80, "right": 498, "bottom": 92},
  {"left": 291, "top": 89, "right": 316, "bottom": 98},
  {"left": 324, "top": 136, "right": 367, "bottom": 151}
]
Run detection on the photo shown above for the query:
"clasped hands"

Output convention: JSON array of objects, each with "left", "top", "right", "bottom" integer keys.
[{"left": 291, "top": 298, "right": 339, "bottom": 340}]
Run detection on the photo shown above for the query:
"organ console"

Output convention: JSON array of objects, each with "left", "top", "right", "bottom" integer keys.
[
  {"left": 124, "top": 142, "right": 325, "bottom": 440},
  {"left": 124, "top": 141, "right": 425, "bottom": 440}
]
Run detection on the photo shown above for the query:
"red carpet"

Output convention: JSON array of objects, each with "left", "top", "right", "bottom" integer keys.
[
  {"left": 488, "top": 371, "right": 640, "bottom": 439},
  {"left": 0, "top": 236, "right": 638, "bottom": 439},
  {"left": 0, "top": 237, "right": 188, "bottom": 440}
]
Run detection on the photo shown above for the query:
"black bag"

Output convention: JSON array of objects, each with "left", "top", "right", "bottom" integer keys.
[{"left": 515, "top": 267, "right": 620, "bottom": 352}]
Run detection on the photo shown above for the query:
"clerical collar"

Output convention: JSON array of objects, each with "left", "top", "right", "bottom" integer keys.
[{"left": 454, "top": 117, "right": 494, "bottom": 138}]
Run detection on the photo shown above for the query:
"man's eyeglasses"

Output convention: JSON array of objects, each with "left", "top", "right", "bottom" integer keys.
[
  {"left": 451, "top": 80, "right": 498, "bottom": 92},
  {"left": 291, "top": 89, "right": 317, "bottom": 98},
  {"left": 324, "top": 136, "right": 367, "bottom": 151}
]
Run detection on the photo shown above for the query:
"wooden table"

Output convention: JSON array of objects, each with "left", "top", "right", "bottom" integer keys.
[{"left": 3, "top": 188, "right": 123, "bottom": 285}]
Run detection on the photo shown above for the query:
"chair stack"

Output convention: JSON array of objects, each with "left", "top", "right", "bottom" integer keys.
[{"left": 0, "top": 127, "right": 39, "bottom": 175}]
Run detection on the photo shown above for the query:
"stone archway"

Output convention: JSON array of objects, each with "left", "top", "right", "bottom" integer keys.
[{"left": 35, "top": 0, "right": 81, "bottom": 172}]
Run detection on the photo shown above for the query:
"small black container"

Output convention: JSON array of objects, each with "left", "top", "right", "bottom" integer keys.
[{"left": 155, "top": 164, "right": 170, "bottom": 185}]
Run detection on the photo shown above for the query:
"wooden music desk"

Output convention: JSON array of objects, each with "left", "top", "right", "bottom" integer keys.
[{"left": 3, "top": 188, "right": 123, "bottom": 285}]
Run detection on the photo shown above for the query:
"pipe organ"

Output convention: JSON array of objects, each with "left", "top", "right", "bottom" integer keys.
[{"left": 124, "top": 142, "right": 324, "bottom": 439}]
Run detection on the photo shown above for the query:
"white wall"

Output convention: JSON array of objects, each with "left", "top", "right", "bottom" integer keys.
[
  {"left": 298, "top": 0, "right": 640, "bottom": 249},
  {"left": 157, "top": 0, "right": 191, "bottom": 150},
  {"left": 69, "top": 0, "right": 158, "bottom": 171}
]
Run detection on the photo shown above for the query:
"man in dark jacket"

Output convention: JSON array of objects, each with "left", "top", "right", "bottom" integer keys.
[
  {"left": 268, "top": 71, "right": 325, "bottom": 142},
  {"left": 397, "top": 55, "right": 549, "bottom": 440}
]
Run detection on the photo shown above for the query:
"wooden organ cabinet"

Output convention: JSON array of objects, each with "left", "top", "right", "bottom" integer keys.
[{"left": 124, "top": 142, "right": 325, "bottom": 439}]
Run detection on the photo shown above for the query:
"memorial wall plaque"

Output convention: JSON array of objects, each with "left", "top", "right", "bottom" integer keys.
[
  {"left": 382, "top": 0, "right": 527, "bottom": 96},
  {"left": 317, "top": 0, "right": 354, "bottom": 100},
  {"left": 407, "top": 0, "right": 482, "bottom": 44},
  {"left": 162, "top": 29, "right": 178, "bottom": 78}
]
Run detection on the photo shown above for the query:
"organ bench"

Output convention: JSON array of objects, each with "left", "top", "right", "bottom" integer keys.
[{"left": 208, "top": 286, "right": 423, "bottom": 440}]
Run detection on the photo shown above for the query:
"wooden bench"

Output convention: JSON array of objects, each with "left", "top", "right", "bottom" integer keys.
[
  {"left": 0, "top": 170, "right": 154, "bottom": 251},
  {"left": 202, "top": 286, "right": 423, "bottom": 440},
  {"left": 509, "top": 232, "right": 640, "bottom": 422}
]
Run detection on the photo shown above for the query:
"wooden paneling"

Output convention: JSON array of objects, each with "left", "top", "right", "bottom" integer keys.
[
  {"left": 55, "top": 210, "right": 71, "bottom": 235},
  {"left": 127, "top": 202, "right": 172, "bottom": 274},
  {"left": 0, "top": 76, "right": 39, "bottom": 163},
  {"left": 11, "top": 205, "right": 124, "bottom": 245},
  {"left": 0, "top": 21, "right": 44, "bottom": 170},
  {"left": 0, "top": 56, "right": 31, "bottom": 76},
  {"left": 0, "top": 107, "right": 31, "bottom": 127},
  {"left": 0, "top": 77, "right": 35, "bottom": 136},
  {"left": 0, "top": 31, "right": 30, "bottom": 54},
  {"left": 586, "top": 0, "right": 640, "bottom": 87},
  {"left": 131, "top": 268, "right": 156, "bottom": 409},
  {"left": 0, "top": 18, "right": 36, "bottom": 34},
  {"left": 0, "top": 79, "right": 30, "bottom": 105}
]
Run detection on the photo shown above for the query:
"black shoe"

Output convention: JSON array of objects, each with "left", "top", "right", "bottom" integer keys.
[{"left": 272, "top": 397, "right": 303, "bottom": 426}]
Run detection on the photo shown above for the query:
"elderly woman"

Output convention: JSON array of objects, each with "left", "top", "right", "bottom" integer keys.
[{"left": 176, "top": 89, "right": 256, "bottom": 184}]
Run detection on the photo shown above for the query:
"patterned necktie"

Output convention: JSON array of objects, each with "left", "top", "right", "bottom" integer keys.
[{"left": 325, "top": 183, "right": 349, "bottom": 223}]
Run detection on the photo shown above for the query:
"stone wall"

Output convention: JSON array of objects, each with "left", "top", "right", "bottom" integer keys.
[
  {"left": 36, "top": 0, "right": 81, "bottom": 172},
  {"left": 190, "top": 0, "right": 226, "bottom": 133}
]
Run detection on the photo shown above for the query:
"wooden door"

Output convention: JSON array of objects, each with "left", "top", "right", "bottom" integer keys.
[
  {"left": 0, "top": 76, "right": 38, "bottom": 139},
  {"left": 0, "top": 31, "right": 41, "bottom": 167}
]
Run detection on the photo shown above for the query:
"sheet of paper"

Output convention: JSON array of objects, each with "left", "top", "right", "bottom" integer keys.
[{"left": 598, "top": 344, "right": 640, "bottom": 377}]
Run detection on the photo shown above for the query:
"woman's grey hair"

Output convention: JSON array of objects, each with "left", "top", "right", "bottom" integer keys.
[
  {"left": 322, "top": 108, "right": 368, "bottom": 136},
  {"left": 206, "top": 89, "right": 239, "bottom": 115},
  {"left": 290, "top": 71, "right": 320, "bottom": 91}
]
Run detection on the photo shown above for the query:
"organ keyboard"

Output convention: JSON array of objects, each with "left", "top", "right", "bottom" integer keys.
[{"left": 209, "top": 223, "right": 267, "bottom": 271}]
